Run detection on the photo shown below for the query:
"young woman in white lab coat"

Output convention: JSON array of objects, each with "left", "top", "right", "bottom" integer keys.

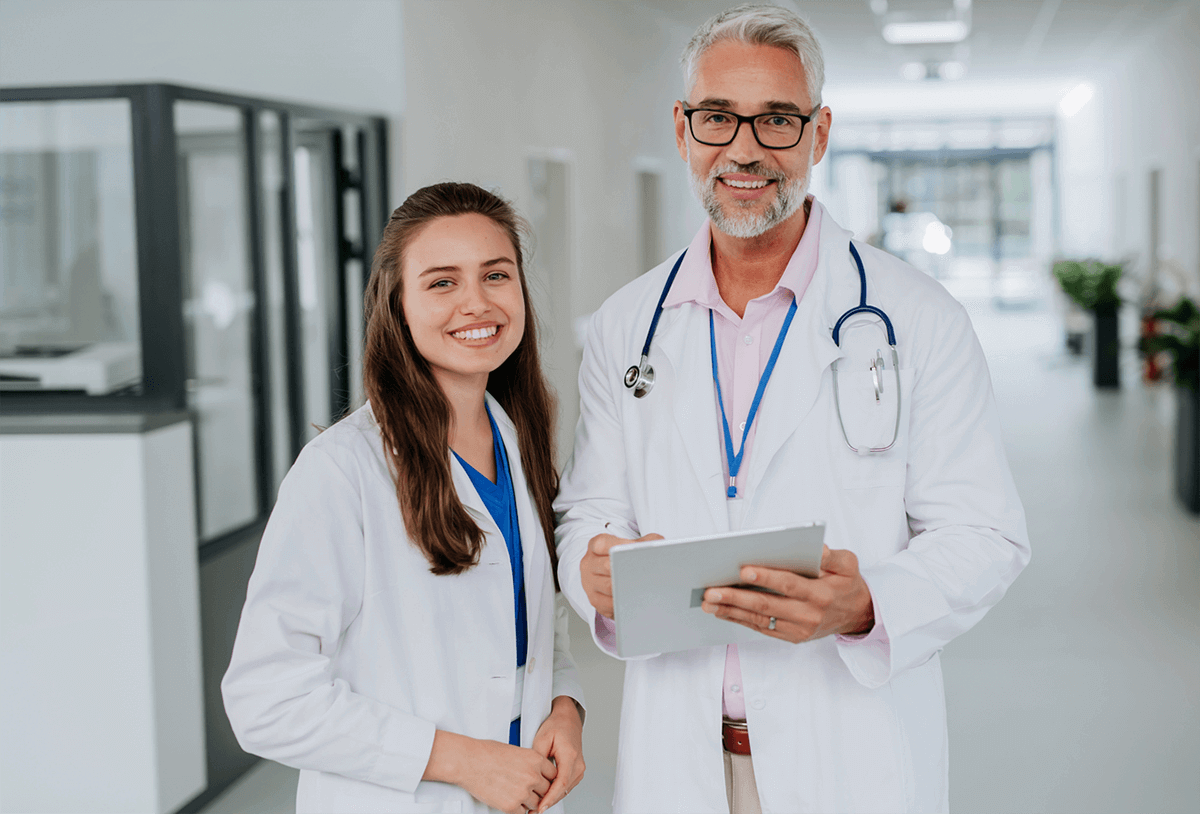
[{"left": 223, "top": 182, "right": 586, "bottom": 814}]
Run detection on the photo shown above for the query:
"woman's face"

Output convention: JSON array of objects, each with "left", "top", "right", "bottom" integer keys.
[{"left": 400, "top": 213, "right": 526, "bottom": 393}]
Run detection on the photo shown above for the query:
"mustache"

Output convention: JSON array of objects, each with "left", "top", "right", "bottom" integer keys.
[{"left": 707, "top": 162, "right": 788, "bottom": 183}]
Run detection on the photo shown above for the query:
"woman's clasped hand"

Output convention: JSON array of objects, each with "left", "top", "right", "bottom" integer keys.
[{"left": 426, "top": 696, "right": 585, "bottom": 813}]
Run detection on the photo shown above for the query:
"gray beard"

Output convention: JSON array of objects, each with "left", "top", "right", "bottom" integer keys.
[{"left": 690, "top": 160, "right": 810, "bottom": 239}]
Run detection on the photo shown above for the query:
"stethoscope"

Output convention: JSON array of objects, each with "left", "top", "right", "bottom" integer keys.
[{"left": 624, "top": 241, "right": 902, "bottom": 455}]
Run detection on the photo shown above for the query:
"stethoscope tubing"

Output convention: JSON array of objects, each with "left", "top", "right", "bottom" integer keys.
[{"left": 624, "top": 239, "right": 901, "bottom": 455}]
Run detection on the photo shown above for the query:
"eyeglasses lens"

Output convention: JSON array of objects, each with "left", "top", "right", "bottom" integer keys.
[{"left": 691, "top": 111, "right": 804, "bottom": 149}]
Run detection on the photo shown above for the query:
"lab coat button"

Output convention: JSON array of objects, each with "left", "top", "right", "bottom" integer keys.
[
  {"left": 527, "top": 658, "right": 536, "bottom": 674},
  {"left": 751, "top": 699, "right": 765, "bottom": 710}
]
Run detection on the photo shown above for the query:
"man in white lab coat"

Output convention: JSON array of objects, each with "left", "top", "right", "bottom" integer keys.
[{"left": 554, "top": 5, "right": 1030, "bottom": 813}]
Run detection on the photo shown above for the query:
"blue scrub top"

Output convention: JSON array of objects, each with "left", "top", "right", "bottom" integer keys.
[{"left": 452, "top": 405, "right": 527, "bottom": 745}]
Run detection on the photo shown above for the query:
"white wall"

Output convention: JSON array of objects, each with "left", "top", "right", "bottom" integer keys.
[
  {"left": 1056, "top": 1, "right": 1200, "bottom": 298},
  {"left": 402, "top": 0, "right": 699, "bottom": 453},
  {"left": 0, "top": 0, "right": 407, "bottom": 199}
]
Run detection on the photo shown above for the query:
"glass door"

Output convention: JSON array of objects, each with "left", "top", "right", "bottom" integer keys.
[{"left": 176, "top": 101, "right": 260, "bottom": 541}]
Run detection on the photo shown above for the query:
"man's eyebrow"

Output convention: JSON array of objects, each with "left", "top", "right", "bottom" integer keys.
[
  {"left": 693, "top": 97, "right": 735, "bottom": 109},
  {"left": 761, "top": 100, "right": 805, "bottom": 114},
  {"left": 418, "top": 256, "right": 514, "bottom": 277},
  {"left": 691, "top": 98, "right": 806, "bottom": 115}
]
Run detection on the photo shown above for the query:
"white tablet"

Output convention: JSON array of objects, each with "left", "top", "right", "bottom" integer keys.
[{"left": 609, "top": 523, "right": 825, "bottom": 658}]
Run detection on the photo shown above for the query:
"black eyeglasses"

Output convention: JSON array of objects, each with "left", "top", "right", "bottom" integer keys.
[{"left": 682, "top": 104, "right": 817, "bottom": 150}]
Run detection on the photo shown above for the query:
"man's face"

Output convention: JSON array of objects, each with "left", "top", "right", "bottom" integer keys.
[{"left": 675, "top": 40, "right": 831, "bottom": 239}]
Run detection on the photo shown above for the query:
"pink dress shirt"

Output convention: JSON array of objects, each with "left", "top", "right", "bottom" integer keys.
[
  {"left": 660, "top": 203, "right": 821, "bottom": 720},
  {"left": 595, "top": 199, "right": 887, "bottom": 719}
]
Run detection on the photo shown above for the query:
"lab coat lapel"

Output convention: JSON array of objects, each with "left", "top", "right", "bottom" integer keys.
[
  {"left": 449, "top": 449, "right": 502, "bottom": 541},
  {"left": 486, "top": 395, "right": 548, "bottom": 620},
  {"left": 656, "top": 304, "right": 729, "bottom": 533},
  {"left": 744, "top": 211, "right": 857, "bottom": 503}
]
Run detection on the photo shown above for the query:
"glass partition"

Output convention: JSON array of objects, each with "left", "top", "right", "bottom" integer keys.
[
  {"left": 259, "top": 111, "right": 292, "bottom": 497},
  {"left": 176, "top": 101, "right": 259, "bottom": 540},
  {"left": 293, "top": 129, "right": 335, "bottom": 439},
  {"left": 0, "top": 99, "right": 140, "bottom": 394},
  {"left": 1, "top": 83, "right": 388, "bottom": 538}
]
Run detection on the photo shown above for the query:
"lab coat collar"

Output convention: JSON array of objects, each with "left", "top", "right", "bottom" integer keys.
[
  {"left": 742, "top": 201, "right": 857, "bottom": 509},
  {"left": 653, "top": 303, "right": 730, "bottom": 533},
  {"left": 449, "top": 394, "right": 549, "bottom": 606}
]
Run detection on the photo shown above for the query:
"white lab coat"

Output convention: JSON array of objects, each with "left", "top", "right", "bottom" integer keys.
[
  {"left": 555, "top": 201, "right": 1030, "bottom": 813},
  {"left": 224, "top": 397, "right": 585, "bottom": 814}
]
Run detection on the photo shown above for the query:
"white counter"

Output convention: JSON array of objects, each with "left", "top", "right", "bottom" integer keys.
[{"left": 0, "top": 414, "right": 206, "bottom": 814}]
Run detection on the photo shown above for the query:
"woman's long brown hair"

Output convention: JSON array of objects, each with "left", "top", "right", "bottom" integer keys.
[{"left": 362, "top": 182, "right": 559, "bottom": 583}]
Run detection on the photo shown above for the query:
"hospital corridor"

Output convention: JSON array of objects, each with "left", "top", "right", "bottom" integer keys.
[{"left": 1, "top": 2, "right": 1198, "bottom": 813}]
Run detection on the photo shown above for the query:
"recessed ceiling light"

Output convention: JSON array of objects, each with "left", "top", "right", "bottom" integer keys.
[
  {"left": 938, "top": 61, "right": 966, "bottom": 80},
  {"left": 882, "top": 20, "right": 970, "bottom": 45},
  {"left": 901, "top": 62, "right": 928, "bottom": 81}
]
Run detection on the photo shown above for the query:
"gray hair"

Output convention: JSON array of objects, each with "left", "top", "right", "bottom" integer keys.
[{"left": 680, "top": 3, "right": 825, "bottom": 109}]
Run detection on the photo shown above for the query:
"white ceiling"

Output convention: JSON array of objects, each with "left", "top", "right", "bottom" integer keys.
[{"left": 639, "top": 0, "right": 1190, "bottom": 88}]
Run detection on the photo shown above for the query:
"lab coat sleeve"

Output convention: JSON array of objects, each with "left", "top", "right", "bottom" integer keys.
[
  {"left": 837, "top": 299, "right": 1031, "bottom": 688},
  {"left": 551, "top": 603, "right": 587, "bottom": 721},
  {"left": 221, "top": 444, "right": 436, "bottom": 793},
  {"left": 554, "top": 310, "right": 640, "bottom": 659}
]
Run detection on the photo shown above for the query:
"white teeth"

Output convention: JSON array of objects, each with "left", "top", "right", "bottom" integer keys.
[
  {"left": 451, "top": 326, "right": 499, "bottom": 340},
  {"left": 723, "top": 178, "right": 769, "bottom": 189}
]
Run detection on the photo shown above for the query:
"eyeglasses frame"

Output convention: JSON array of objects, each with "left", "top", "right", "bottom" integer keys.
[{"left": 680, "top": 103, "right": 820, "bottom": 150}]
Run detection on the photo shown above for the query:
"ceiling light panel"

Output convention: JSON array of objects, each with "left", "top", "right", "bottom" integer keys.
[{"left": 882, "top": 20, "right": 970, "bottom": 45}]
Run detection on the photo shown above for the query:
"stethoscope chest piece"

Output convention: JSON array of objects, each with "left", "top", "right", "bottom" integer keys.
[{"left": 624, "top": 356, "right": 654, "bottom": 398}]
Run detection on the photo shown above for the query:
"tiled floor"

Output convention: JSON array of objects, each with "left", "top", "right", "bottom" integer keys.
[{"left": 202, "top": 294, "right": 1200, "bottom": 813}]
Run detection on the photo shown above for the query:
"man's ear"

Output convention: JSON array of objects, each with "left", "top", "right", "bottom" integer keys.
[
  {"left": 674, "top": 101, "right": 690, "bottom": 163},
  {"left": 812, "top": 106, "right": 832, "bottom": 166}
]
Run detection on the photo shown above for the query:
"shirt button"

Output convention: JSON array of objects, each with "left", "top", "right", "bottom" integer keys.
[
  {"left": 738, "top": 421, "right": 746, "bottom": 431},
  {"left": 527, "top": 658, "right": 536, "bottom": 674},
  {"left": 751, "top": 699, "right": 765, "bottom": 710},
  {"left": 743, "top": 335, "right": 753, "bottom": 345},
  {"left": 730, "top": 684, "right": 741, "bottom": 693}
]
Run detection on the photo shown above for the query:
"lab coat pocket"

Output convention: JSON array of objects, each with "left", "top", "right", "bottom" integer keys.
[{"left": 833, "top": 367, "right": 911, "bottom": 488}]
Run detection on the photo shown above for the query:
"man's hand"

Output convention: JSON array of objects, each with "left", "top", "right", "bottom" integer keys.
[
  {"left": 700, "top": 546, "right": 875, "bottom": 643},
  {"left": 581, "top": 531, "right": 663, "bottom": 618},
  {"left": 530, "top": 696, "right": 586, "bottom": 812}
]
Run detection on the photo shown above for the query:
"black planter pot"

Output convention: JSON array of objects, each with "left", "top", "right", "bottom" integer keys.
[
  {"left": 1093, "top": 307, "right": 1120, "bottom": 388},
  {"left": 1176, "top": 381, "right": 1200, "bottom": 514}
]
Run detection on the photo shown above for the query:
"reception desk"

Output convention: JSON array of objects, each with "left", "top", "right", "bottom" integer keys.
[{"left": 0, "top": 413, "right": 206, "bottom": 814}]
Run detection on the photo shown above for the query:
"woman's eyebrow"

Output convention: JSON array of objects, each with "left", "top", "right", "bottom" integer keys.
[
  {"left": 419, "top": 256, "right": 515, "bottom": 277},
  {"left": 418, "top": 264, "right": 460, "bottom": 277}
]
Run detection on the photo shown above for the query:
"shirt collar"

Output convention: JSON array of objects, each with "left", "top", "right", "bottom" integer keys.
[{"left": 662, "top": 196, "right": 824, "bottom": 311}]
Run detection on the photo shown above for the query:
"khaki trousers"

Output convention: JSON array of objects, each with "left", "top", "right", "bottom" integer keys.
[{"left": 723, "top": 749, "right": 763, "bottom": 814}]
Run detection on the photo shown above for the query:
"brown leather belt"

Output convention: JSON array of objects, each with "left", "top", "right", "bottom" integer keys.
[{"left": 722, "top": 720, "right": 751, "bottom": 756}]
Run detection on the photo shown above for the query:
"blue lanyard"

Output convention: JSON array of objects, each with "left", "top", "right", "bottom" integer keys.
[{"left": 709, "top": 298, "right": 799, "bottom": 498}]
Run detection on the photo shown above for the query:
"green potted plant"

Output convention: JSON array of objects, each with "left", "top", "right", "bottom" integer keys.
[
  {"left": 1141, "top": 297, "right": 1200, "bottom": 513},
  {"left": 1053, "top": 260, "right": 1123, "bottom": 388}
]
